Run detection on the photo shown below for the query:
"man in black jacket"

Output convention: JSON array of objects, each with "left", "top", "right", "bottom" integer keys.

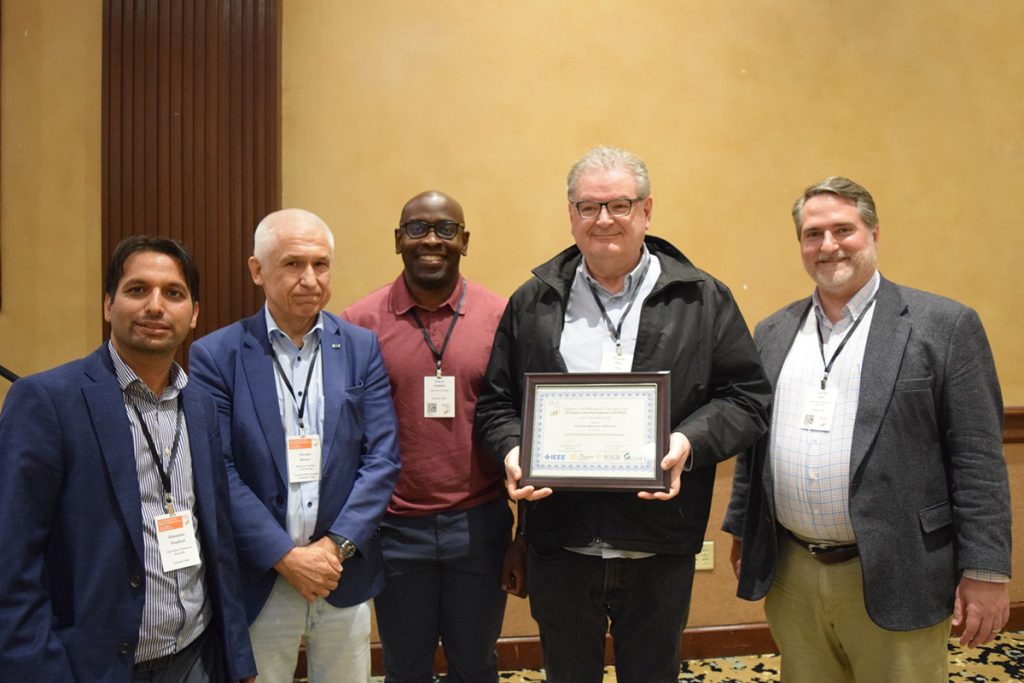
[{"left": 474, "top": 146, "right": 771, "bottom": 683}]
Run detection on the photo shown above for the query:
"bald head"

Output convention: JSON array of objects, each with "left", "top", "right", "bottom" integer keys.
[
  {"left": 400, "top": 191, "right": 464, "bottom": 226},
  {"left": 253, "top": 208, "right": 335, "bottom": 264},
  {"left": 395, "top": 190, "right": 469, "bottom": 308}
]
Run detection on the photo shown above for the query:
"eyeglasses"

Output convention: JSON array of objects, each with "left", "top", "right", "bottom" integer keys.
[
  {"left": 399, "top": 220, "right": 465, "bottom": 240},
  {"left": 573, "top": 197, "right": 641, "bottom": 220}
]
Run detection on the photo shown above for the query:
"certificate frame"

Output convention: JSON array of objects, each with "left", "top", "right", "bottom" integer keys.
[{"left": 520, "top": 371, "right": 670, "bottom": 491}]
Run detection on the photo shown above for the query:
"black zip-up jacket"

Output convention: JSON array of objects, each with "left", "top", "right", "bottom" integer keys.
[{"left": 474, "top": 235, "right": 772, "bottom": 555}]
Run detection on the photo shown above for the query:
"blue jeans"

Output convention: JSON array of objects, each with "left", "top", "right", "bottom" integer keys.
[
  {"left": 374, "top": 498, "right": 512, "bottom": 683},
  {"left": 527, "top": 545, "right": 695, "bottom": 683}
]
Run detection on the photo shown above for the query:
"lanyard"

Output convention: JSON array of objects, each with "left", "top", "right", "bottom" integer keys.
[
  {"left": 813, "top": 297, "right": 876, "bottom": 390},
  {"left": 586, "top": 256, "right": 651, "bottom": 356},
  {"left": 410, "top": 280, "right": 467, "bottom": 378},
  {"left": 271, "top": 342, "right": 321, "bottom": 433},
  {"left": 132, "top": 396, "right": 183, "bottom": 515}
]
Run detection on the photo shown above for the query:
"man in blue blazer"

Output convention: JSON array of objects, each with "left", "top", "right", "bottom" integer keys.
[
  {"left": 0, "top": 236, "right": 256, "bottom": 682},
  {"left": 724, "top": 177, "right": 1011, "bottom": 682},
  {"left": 190, "top": 208, "right": 401, "bottom": 683}
]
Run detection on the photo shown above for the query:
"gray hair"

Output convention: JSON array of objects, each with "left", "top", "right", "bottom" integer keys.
[
  {"left": 252, "top": 208, "right": 335, "bottom": 263},
  {"left": 791, "top": 176, "right": 879, "bottom": 239},
  {"left": 566, "top": 146, "right": 651, "bottom": 201}
]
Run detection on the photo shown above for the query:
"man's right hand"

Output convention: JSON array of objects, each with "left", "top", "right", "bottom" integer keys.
[
  {"left": 273, "top": 537, "right": 342, "bottom": 602},
  {"left": 730, "top": 537, "right": 742, "bottom": 580},
  {"left": 504, "top": 446, "right": 553, "bottom": 501}
]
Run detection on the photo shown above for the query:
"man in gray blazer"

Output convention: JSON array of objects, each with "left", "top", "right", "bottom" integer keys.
[{"left": 723, "top": 176, "right": 1011, "bottom": 682}]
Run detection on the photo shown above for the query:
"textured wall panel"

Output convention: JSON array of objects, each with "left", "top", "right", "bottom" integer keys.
[{"left": 103, "top": 0, "right": 280, "bottom": 364}]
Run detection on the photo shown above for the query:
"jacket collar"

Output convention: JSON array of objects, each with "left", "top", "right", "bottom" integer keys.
[{"left": 531, "top": 235, "right": 705, "bottom": 300}]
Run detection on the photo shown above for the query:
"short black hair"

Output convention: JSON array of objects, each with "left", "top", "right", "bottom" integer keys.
[{"left": 105, "top": 236, "right": 200, "bottom": 302}]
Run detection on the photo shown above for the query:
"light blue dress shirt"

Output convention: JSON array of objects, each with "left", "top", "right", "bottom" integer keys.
[{"left": 265, "top": 306, "right": 326, "bottom": 547}]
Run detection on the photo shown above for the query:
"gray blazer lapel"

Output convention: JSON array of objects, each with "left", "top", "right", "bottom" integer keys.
[
  {"left": 850, "top": 278, "right": 910, "bottom": 477},
  {"left": 756, "top": 299, "right": 810, "bottom": 503},
  {"left": 759, "top": 301, "right": 809, "bottom": 387},
  {"left": 241, "top": 321, "right": 290, "bottom": 487},
  {"left": 81, "top": 353, "right": 145, "bottom": 565}
]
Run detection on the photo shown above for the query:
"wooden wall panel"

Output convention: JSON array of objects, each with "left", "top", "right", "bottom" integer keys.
[{"left": 103, "top": 0, "right": 280, "bottom": 364}]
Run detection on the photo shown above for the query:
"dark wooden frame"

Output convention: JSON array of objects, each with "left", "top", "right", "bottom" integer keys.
[{"left": 520, "top": 371, "right": 670, "bottom": 491}]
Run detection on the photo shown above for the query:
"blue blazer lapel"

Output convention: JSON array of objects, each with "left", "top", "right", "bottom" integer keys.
[
  {"left": 319, "top": 316, "right": 348, "bottom": 466},
  {"left": 80, "top": 350, "right": 146, "bottom": 565},
  {"left": 241, "top": 316, "right": 290, "bottom": 487},
  {"left": 850, "top": 278, "right": 910, "bottom": 477},
  {"left": 182, "top": 387, "right": 218, "bottom": 541}
]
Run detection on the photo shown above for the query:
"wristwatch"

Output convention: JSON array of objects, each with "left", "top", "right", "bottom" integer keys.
[{"left": 327, "top": 533, "right": 357, "bottom": 560}]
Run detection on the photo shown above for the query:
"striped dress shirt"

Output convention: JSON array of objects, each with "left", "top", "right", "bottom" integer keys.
[{"left": 109, "top": 343, "right": 211, "bottom": 663}]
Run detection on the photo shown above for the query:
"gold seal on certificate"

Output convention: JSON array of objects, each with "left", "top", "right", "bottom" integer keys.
[{"left": 520, "top": 372, "right": 670, "bottom": 491}]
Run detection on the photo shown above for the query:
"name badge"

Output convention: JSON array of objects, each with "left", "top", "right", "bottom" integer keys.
[
  {"left": 424, "top": 375, "right": 456, "bottom": 418},
  {"left": 600, "top": 350, "right": 634, "bottom": 373},
  {"left": 801, "top": 387, "right": 837, "bottom": 432},
  {"left": 287, "top": 434, "right": 322, "bottom": 483},
  {"left": 155, "top": 510, "right": 202, "bottom": 572}
]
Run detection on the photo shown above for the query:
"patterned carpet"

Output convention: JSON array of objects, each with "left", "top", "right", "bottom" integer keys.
[{"left": 368, "top": 631, "right": 1024, "bottom": 682}]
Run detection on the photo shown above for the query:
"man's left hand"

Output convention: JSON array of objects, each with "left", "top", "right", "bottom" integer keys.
[
  {"left": 638, "top": 432, "right": 690, "bottom": 501},
  {"left": 501, "top": 534, "right": 528, "bottom": 598},
  {"left": 952, "top": 576, "right": 1009, "bottom": 647}
]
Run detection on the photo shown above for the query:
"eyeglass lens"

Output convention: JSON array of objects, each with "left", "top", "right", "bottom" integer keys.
[
  {"left": 575, "top": 198, "right": 635, "bottom": 219},
  {"left": 402, "top": 221, "right": 461, "bottom": 239}
]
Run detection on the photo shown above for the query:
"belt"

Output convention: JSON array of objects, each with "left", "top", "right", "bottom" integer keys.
[
  {"left": 134, "top": 630, "right": 205, "bottom": 672},
  {"left": 134, "top": 651, "right": 175, "bottom": 672},
  {"left": 785, "top": 529, "right": 859, "bottom": 565}
]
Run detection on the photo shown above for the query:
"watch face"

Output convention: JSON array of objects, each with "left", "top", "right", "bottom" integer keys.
[{"left": 340, "top": 541, "right": 356, "bottom": 559}]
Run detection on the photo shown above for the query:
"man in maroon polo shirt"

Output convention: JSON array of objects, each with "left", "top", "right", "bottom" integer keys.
[{"left": 343, "top": 191, "right": 519, "bottom": 683}]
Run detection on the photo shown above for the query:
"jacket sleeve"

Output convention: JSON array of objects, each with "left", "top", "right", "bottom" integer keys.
[
  {"left": 326, "top": 333, "right": 401, "bottom": 550},
  {"left": 188, "top": 340, "right": 296, "bottom": 573},
  {"left": 0, "top": 379, "right": 75, "bottom": 680},
  {"left": 474, "top": 298, "right": 524, "bottom": 463},
  {"left": 721, "top": 318, "right": 771, "bottom": 537},
  {"left": 942, "top": 307, "right": 1012, "bottom": 575},
  {"left": 678, "top": 286, "right": 772, "bottom": 470}
]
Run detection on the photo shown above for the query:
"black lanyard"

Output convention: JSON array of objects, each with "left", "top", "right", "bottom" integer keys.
[
  {"left": 410, "top": 280, "right": 467, "bottom": 378},
  {"left": 586, "top": 255, "right": 651, "bottom": 356},
  {"left": 132, "top": 396, "right": 183, "bottom": 515},
  {"left": 271, "top": 342, "right": 321, "bottom": 433},
  {"left": 813, "top": 297, "right": 876, "bottom": 390}
]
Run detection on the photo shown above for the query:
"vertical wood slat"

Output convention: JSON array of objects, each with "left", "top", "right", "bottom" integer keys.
[{"left": 102, "top": 0, "right": 280, "bottom": 365}]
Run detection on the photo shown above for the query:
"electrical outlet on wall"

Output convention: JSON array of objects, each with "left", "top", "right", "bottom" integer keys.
[{"left": 695, "top": 541, "right": 715, "bottom": 571}]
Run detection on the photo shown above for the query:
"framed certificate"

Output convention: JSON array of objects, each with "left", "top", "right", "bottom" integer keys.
[{"left": 520, "top": 372, "right": 670, "bottom": 491}]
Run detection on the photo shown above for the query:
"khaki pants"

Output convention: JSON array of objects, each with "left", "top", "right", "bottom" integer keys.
[{"left": 765, "top": 534, "right": 951, "bottom": 683}]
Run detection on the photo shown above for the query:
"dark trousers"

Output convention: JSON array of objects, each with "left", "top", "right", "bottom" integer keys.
[
  {"left": 132, "top": 627, "right": 227, "bottom": 683},
  {"left": 527, "top": 546, "right": 696, "bottom": 683},
  {"left": 374, "top": 498, "right": 512, "bottom": 683}
]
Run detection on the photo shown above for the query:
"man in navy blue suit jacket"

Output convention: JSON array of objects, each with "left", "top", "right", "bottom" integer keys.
[
  {"left": 0, "top": 236, "right": 256, "bottom": 682},
  {"left": 189, "top": 208, "right": 401, "bottom": 683}
]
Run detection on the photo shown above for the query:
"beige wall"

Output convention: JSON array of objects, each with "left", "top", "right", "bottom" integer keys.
[
  {"left": 281, "top": 1, "right": 1024, "bottom": 636},
  {"left": 283, "top": 0, "right": 1024, "bottom": 404},
  {"left": 0, "top": 0, "right": 103, "bottom": 403},
  {"left": 0, "top": 0, "right": 1020, "bottom": 642}
]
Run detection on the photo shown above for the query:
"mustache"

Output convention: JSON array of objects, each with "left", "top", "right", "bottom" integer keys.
[{"left": 816, "top": 253, "right": 847, "bottom": 263}]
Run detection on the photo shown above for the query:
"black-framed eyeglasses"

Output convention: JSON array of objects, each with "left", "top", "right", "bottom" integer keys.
[
  {"left": 573, "top": 197, "right": 641, "bottom": 220},
  {"left": 399, "top": 220, "right": 465, "bottom": 240}
]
